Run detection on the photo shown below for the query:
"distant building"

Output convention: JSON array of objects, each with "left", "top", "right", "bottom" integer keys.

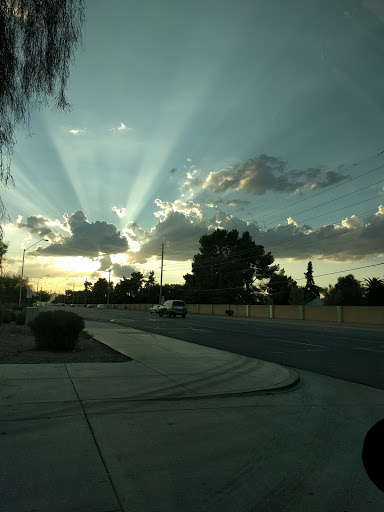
[{"left": 306, "top": 296, "right": 323, "bottom": 306}]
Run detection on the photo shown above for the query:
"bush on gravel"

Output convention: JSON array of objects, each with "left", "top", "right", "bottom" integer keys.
[
  {"left": 28, "top": 310, "right": 85, "bottom": 351},
  {"left": 0, "top": 308, "right": 16, "bottom": 324}
]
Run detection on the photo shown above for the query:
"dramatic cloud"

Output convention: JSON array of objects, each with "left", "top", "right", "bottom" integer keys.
[
  {"left": 111, "top": 263, "right": 138, "bottom": 278},
  {"left": 132, "top": 210, "right": 208, "bottom": 263},
  {"left": 154, "top": 199, "right": 205, "bottom": 221},
  {"left": 212, "top": 198, "right": 251, "bottom": 208},
  {"left": 243, "top": 205, "right": 384, "bottom": 262},
  {"left": 15, "top": 203, "right": 384, "bottom": 278},
  {"left": 21, "top": 211, "right": 129, "bottom": 257},
  {"left": 97, "top": 254, "right": 114, "bottom": 272},
  {"left": 131, "top": 202, "right": 384, "bottom": 264},
  {"left": 186, "top": 155, "right": 349, "bottom": 196},
  {"left": 17, "top": 215, "right": 66, "bottom": 244}
]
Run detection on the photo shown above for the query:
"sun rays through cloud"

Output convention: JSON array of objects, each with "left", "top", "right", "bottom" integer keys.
[{"left": 3, "top": 0, "right": 384, "bottom": 294}]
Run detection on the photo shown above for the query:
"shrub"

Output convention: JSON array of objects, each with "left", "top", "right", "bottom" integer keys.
[
  {"left": 1, "top": 309, "right": 16, "bottom": 323},
  {"left": 225, "top": 309, "right": 234, "bottom": 316},
  {"left": 15, "top": 309, "right": 26, "bottom": 325},
  {"left": 28, "top": 310, "right": 85, "bottom": 351}
]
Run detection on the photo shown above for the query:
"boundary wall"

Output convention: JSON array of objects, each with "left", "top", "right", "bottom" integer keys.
[{"left": 78, "top": 303, "right": 384, "bottom": 325}]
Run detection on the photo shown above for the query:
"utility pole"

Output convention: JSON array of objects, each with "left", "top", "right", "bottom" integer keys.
[
  {"left": 107, "top": 268, "right": 111, "bottom": 308},
  {"left": 159, "top": 243, "right": 164, "bottom": 305}
]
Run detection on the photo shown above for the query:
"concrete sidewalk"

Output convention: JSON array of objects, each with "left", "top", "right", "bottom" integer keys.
[
  {"left": 83, "top": 320, "right": 299, "bottom": 398},
  {"left": 0, "top": 321, "right": 299, "bottom": 512}
]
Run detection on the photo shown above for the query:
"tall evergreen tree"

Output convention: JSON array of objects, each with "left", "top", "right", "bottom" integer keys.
[{"left": 304, "top": 261, "right": 320, "bottom": 300}]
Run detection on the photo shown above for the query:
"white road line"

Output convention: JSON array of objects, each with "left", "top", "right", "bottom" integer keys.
[
  {"left": 354, "top": 348, "right": 384, "bottom": 353},
  {"left": 271, "top": 338, "right": 325, "bottom": 348}
]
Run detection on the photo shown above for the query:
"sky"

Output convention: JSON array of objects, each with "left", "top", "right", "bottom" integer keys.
[{"left": 2, "top": 0, "right": 384, "bottom": 296}]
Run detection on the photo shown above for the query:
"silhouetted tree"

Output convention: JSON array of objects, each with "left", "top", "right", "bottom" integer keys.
[
  {"left": 0, "top": 0, "right": 85, "bottom": 247},
  {"left": 364, "top": 277, "right": 384, "bottom": 306},
  {"left": 91, "top": 277, "right": 109, "bottom": 303},
  {"left": 144, "top": 270, "right": 156, "bottom": 288},
  {"left": 304, "top": 261, "right": 320, "bottom": 300},
  {"left": 0, "top": 239, "right": 7, "bottom": 275},
  {"left": 264, "top": 269, "right": 297, "bottom": 305},
  {"left": 0, "top": 273, "right": 31, "bottom": 305},
  {"left": 323, "top": 274, "right": 363, "bottom": 306},
  {"left": 184, "top": 229, "right": 277, "bottom": 304},
  {"left": 289, "top": 286, "right": 307, "bottom": 305}
]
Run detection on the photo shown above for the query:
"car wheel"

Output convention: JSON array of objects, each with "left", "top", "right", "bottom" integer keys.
[
  {"left": 182, "top": 314, "right": 186, "bottom": 318},
  {"left": 168, "top": 313, "right": 172, "bottom": 318},
  {"left": 159, "top": 313, "right": 163, "bottom": 317}
]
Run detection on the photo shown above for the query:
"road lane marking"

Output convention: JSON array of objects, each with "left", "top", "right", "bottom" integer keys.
[
  {"left": 271, "top": 338, "right": 325, "bottom": 348},
  {"left": 354, "top": 348, "right": 384, "bottom": 353}
]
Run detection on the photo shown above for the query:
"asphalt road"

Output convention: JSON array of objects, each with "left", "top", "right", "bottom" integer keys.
[{"left": 80, "top": 308, "right": 384, "bottom": 389}]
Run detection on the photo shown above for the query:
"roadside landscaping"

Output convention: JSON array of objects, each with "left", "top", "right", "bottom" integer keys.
[{"left": 0, "top": 321, "right": 131, "bottom": 364}]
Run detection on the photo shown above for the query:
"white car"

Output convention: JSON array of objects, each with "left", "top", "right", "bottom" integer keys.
[
  {"left": 97, "top": 304, "right": 106, "bottom": 309},
  {"left": 149, "top": 304, "right": 161, "bottom": 314}
]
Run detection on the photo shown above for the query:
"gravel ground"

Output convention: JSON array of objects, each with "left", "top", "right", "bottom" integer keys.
[{"left": 0, "top": 323, "right": 131, "bottom": 364}]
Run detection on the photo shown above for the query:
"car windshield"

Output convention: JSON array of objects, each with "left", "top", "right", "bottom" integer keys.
[{"left": 172, "top": 301, "right": 185, "bottom": 307}]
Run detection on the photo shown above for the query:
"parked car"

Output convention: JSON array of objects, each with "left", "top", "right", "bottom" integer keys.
[
  {"left": 97, "top": 304, "right": 105, "bottom": 309},
  {"left": 149, "top": 304, "right": 161, "bottom": 314},
  {"left": 158, "top": 300, "right": 187, "bottom": 318},
  {"left": 86, "top": 304, "right": 93, "bottom": 308}
]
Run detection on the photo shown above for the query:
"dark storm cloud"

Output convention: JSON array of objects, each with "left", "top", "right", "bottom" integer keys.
[
  {"left": 17, "top": 215, "right": 64, "bottom": 243},
  {"left": 201, "top": 155, "right": 349, "bottom": 195},
  {"left": 28, "top": 211, "right": 129, "bottom": 257},
  {"left": 131, "top": 203, "right": 384, "bottom": 264},
  {"left": 97, "top": 254, "right": 137, "bottom": 278},
  {"left": 112, "top": 263, "right": 138, "bottom": 278},
  {"left": 132, "top": 211, "right": 207, "bottom": 262},
  {"left": 245, "top": 207, "right": 384, "bottom": 261}
]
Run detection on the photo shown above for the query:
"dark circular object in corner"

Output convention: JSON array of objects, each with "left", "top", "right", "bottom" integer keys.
[{"left": 362, "top": 418, "right": 384, "bottom": 492}]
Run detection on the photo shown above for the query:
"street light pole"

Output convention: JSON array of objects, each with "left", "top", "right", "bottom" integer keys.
[{"left": 18, "top": 239, "right": 49, "bottom": 307}]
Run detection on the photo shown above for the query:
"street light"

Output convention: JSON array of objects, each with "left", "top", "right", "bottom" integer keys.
[{"left": 18, "top": 239, "right": 49, "bottom": 307}]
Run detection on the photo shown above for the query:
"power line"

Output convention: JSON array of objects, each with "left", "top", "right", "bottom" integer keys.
[
  {"left": 162, "top": 199, "right": 383, "bottom": 270},
  {"left": 313, "top": 262, "right": 384, "bottom": 279},
  {"left": 263, "top": 175, "right": 384, "bottom": 227},
  {"left": 164, "top": 215, "right": 384, "bottom": 272},
  {"left": 159, "top": 148, "right": 384, "bottom": 257},
  {"left": 151, "top": 149, "right": 384, "bottom": 276},
  {"left": 176, "top": 262, "right": 384, "bottom": 294},
  {"left": 241, "top": 159, "right": 384, "bottom": 225}
]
